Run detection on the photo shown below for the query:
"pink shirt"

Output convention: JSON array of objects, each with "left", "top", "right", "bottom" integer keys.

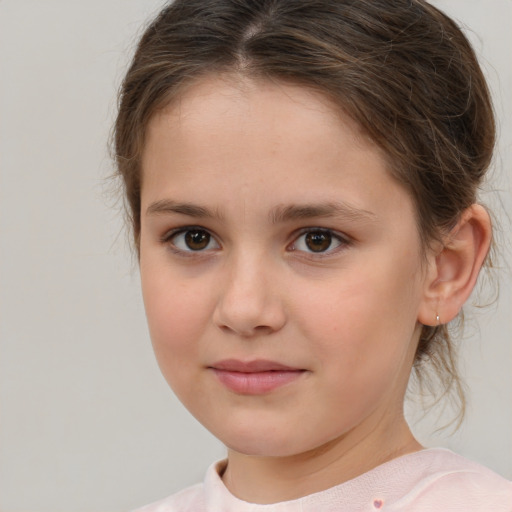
[{"left": 135, "top": 448, "right": 512, "bottom": 511}]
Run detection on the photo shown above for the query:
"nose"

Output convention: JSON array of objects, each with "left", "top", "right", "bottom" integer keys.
[{"left": 212, "top": 252, "right": 286, "bottom": 338}]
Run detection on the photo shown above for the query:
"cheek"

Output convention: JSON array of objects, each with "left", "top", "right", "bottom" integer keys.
[
  {"left": 140, "top": 266, "right": 212, "bottom": 371},
  {"left": 292, "top": 259, "right": 422, "bottom": 373}
]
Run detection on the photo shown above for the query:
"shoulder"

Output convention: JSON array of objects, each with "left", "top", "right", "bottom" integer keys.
[
  {"left": 130, "top": 460, "right": 226, "bottom": 512},
  {"left": 389, "top": 448, "right": 512, "bottom": 512},
  {"left": 132, "top": 482, "right": 205, "bottom": 512}
]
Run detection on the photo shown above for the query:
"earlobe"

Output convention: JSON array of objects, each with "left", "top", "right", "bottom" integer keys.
[{"left": 418, "top": 204, "right": 492, "bottom": 326}]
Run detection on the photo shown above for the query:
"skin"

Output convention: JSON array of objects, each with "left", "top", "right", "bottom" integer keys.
[{"left": 138, "top": 75, "right": 491, "bottom": 504}]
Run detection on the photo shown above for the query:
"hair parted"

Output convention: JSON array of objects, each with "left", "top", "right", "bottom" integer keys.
[{"left": 114, "top": 0, "right": 496, "bottom": 420}]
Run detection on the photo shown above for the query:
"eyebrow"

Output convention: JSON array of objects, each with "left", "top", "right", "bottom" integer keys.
[
  {"left": 269, "top": 202, "right": 376, "bottom": 224},
  {"left": 145, "top": 199, "right": 376, "bottom": 224},
  {"left": 146, "top": 199, "right": 222, "bottom": 219}
]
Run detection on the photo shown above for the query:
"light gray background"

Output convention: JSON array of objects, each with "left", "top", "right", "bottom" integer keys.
[{"left": 0, "top": 1, "right": 510, "bottom": 511}]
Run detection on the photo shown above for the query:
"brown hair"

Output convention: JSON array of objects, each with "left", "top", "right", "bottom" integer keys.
[{"left": 114, "top": 0, "right": 495, "bottom": 417}]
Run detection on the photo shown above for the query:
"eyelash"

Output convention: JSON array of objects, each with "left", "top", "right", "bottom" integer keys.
[
  {"left": 161, "top": 226, "right": 220, "bottom": 256},
  {"left": 288, "top": 228, "right": 351, "bottom": 256},
  {"left": 161, "top": 226, "right": 351, "bottom": 257}
]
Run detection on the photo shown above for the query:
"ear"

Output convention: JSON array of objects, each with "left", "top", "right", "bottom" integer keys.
[{"left": 418, "top": 204, "right": 492, "bottom": 326}]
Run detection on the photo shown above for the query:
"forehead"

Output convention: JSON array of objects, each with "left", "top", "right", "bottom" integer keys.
[
  {"left": 149, "top": 74, "right": 371, "bottom": 147},
  {"left": 140, "top": 74, "right": 412, "bottom": 220},
  {"left": 143, "top": 75, "right": 379, "bottom": 170}
]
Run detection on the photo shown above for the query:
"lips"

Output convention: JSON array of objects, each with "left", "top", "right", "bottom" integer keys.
[
  {"left": 209, "top": 359, "right": 306, "bottom": 395},
  {"left": 211, "top": 359, "right": 300, "bottom": 373}
]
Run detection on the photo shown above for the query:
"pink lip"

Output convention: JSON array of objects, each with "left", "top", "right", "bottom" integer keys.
[{"left": 209, "top": 359, "right": 306, "bottom": 395}]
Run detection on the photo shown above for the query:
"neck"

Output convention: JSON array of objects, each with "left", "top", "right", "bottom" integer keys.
[{"left": 221, "top": 413, "right": 422, "bottom": 504}]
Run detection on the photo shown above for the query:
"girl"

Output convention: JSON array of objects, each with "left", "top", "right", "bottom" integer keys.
[{"left": 114, "top": 0, "right": 512, "bottom": 510}]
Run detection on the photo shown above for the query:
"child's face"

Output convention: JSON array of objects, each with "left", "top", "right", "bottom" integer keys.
[{"left": 139, "top": 75, "right": 429, "bottom": 458}]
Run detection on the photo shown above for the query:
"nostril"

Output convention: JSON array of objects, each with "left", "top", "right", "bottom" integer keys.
[{"left": 217, "top": 323, "right": 276, "bottom": 338}]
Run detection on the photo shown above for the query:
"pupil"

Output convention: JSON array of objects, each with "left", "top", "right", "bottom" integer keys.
[
  {"left": 305, "top": 231, "right": 331, "bottom": 252},
  {"left": 185, "top": 230, "right": 209, "bottom": 250}
]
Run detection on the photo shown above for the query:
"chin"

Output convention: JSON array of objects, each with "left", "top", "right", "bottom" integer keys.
[
  {"left": 217, "top": 423, "right": 330, "bottom": 459},
  {"left": 210, "top": 421, "right": 294, "bottom": 457}
]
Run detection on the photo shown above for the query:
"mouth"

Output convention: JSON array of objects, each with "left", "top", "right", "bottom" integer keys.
[{"left": 208, "top": 359, "right": 307, "bottom": 395}]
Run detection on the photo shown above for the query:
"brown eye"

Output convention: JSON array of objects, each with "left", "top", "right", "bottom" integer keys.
[
  {"left": 290, "top": 229, "right": 344, "bottom": 254},
  {"left": 305, "top": 231, "right": 332, "bottom": 252},
  {"left": 169, "top": 228, "right": 219, "bottom": 252},
  {"left": 184, "top": 229, "right": 210, "bottom": 250}
]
